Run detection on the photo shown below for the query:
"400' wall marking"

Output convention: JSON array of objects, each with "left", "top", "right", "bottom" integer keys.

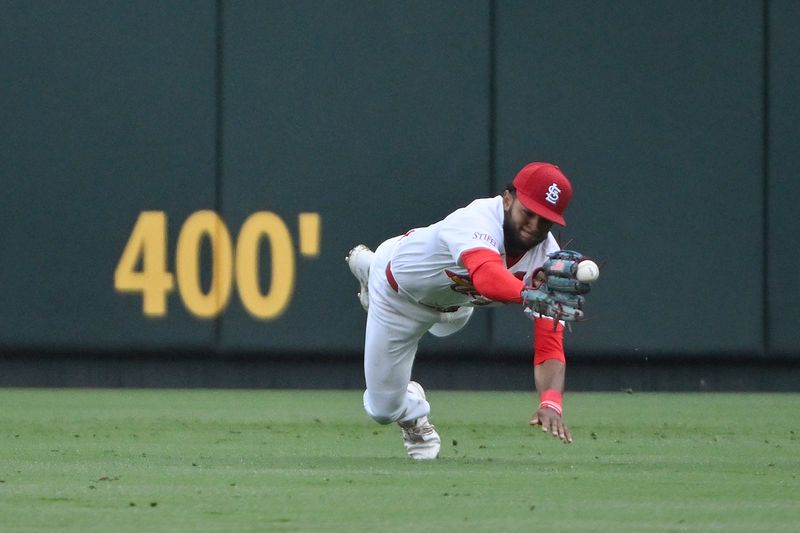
[{"left": 114, "top": 210, "right": 320, "bottom": 319}]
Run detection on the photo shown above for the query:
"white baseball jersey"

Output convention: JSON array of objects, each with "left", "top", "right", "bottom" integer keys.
[{"left": 389, "top": 196, "right": 560, "bottom": 309}]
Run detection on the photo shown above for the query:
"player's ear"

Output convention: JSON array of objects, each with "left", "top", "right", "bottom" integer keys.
[{"left": 502, "top": 190, "right": 513, "bottom": 211}]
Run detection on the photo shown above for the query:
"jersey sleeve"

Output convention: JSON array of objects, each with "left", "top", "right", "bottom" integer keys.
[
  {"left": 461, "top": 248, "right": 524, "bottom": 303},
  {"left": 437, "top": 204, "right": 504, "bottom": 265}
]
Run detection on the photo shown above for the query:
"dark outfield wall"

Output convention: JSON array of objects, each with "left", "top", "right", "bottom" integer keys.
[{"left": 1, "top": 2, "right": 798, "bottom": 371}]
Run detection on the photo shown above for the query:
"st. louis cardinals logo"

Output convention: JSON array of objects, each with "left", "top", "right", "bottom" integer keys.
[{"left": 545, "top": 183, "right": 561, "bottom": 205}]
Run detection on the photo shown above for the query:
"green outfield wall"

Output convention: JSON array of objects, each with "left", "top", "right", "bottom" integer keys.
[{"left": 1, "top": 1, "right": 797, "bottom": 370}]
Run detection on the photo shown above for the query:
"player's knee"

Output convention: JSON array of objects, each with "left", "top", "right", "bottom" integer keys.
[
  {"left": 368, "top": 412, "right": 395, "bottom": 425},
  {"left": 363, "top": 389, "right": 404, "bottom": 424}
]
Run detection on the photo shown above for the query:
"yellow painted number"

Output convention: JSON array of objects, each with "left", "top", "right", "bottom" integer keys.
[
  {"left": 236, "top": 212, "right": 295, "bottom": 320},
  {"left": 176, "top": 210, "right": 234, "bottom": 318},
  {"left": 113, "top": 211, "right": 175, "bottom": 317},
  {"left": 115, "top": 210, "right": 320, "bottom": 320}
]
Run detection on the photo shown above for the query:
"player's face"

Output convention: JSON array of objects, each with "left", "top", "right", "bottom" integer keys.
[{"left": 502, "top": 191, "right": 553, "bottom": 250}]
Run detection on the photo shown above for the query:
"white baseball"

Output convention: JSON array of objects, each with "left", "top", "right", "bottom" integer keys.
[{"left": 576, "top": 260, "right": 600, "bottom": 283}]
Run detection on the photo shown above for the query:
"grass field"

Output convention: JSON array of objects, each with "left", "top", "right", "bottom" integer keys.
[{"left": 0, "top": 389, "right": 798, "bottom": 532}]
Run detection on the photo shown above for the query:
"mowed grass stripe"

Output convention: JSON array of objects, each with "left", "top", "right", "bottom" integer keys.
[{"left": 0, "top": 390, "right": 797, "bottom": 532}]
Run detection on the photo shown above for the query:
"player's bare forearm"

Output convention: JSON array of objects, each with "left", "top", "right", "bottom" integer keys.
[
  {"left": 530, "top": 359, "right": 572, "bottom": 443},
  {"left": 534, "top": 359, "right": 565, "bottom": 393}
]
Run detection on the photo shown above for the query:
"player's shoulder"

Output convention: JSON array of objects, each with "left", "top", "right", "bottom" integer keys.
[
  {"left": 448, "top": 196, "right": 503, "bottom": 220},
  {"left": 438, "top": 197, "right": 504, "bottom": 234},
  {"left": 544, "top": 232, "right": 560, "bottom": 252},
  {"left": 466, "top": 195, "right": 503, "bottom": 210}
]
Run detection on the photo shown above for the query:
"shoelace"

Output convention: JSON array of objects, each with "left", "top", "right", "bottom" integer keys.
[{"left": 401, "top": 420, "right": 436, "bottom": 441}]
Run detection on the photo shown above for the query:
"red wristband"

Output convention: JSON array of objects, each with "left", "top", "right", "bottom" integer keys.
[{"left": 539, "top": 389, "right": 563, "bottom": 416}]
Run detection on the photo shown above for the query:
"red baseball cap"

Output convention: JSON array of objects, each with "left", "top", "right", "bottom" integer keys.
[{"left": 512, "top": 162, "right": 573, "bottom": 226}]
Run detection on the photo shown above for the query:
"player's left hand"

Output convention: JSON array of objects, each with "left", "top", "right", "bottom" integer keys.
[
  {"left": 521, "top": 250, "right": 593, "bottom": 323},
  {"left": 530, "top": 407, "right": 573, "bottom": 444}
]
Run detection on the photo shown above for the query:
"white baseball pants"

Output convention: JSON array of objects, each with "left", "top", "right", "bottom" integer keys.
[{"left": 362, "top": 236, "right": 473, "bottom": 424}]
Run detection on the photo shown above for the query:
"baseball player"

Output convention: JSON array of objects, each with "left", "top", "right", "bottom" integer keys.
[{"left": 346, "top": 162, "right": 590, "bottom": 460}]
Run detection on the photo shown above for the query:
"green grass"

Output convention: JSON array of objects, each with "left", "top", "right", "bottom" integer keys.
[{"left": 0, "top": 389, "right": 798, "bottom": 532}]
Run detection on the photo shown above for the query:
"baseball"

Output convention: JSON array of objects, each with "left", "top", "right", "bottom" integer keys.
[{"left": 576, "top": 260, "right": 600, "bottom": 283}]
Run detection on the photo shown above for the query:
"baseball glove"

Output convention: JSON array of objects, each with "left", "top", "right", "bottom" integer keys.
[{"left": 521, "top": 250, "right": 592, "bottom": 322}]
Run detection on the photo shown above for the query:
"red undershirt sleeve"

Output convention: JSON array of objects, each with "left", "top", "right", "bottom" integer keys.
[
  {"left": 460, "top": 248, "right": 566, "bottom": 364},
  {"left": 533, "top": 317, "right": 566, "bottom": 364},
  {"left": 460, "top": 248, "right": 524, "bottom": 303}
]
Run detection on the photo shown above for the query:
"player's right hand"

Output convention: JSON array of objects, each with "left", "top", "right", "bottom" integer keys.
[{"left": 530, "top": 407, "right": 573, "bottom": 444}]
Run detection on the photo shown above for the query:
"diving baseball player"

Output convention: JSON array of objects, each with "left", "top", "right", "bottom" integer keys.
[{"left": 346, "top": 162, "right": 594, "bottom": 459}]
